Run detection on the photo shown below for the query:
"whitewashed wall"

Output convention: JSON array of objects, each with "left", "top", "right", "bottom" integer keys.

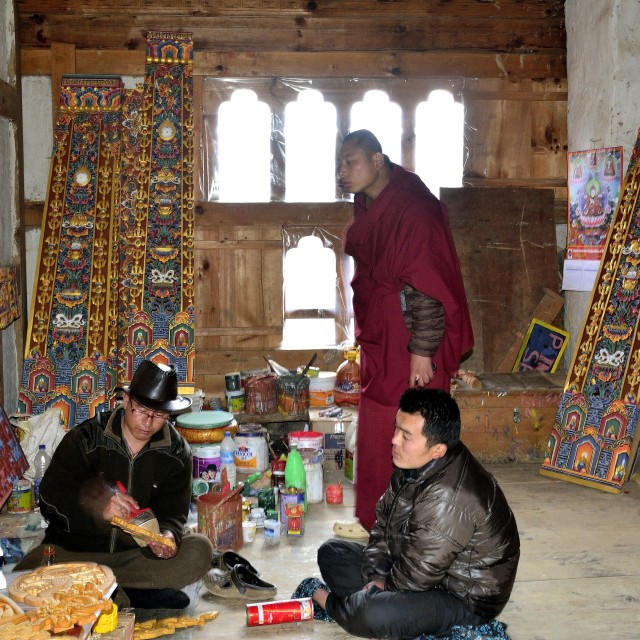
[{"left": 564, "top": 0, "right": 640, "bottom": 366}]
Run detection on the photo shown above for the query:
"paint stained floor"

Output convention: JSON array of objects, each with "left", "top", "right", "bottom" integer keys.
[{"left": 142, "top": 465, "right": 640, "bottom": 639}]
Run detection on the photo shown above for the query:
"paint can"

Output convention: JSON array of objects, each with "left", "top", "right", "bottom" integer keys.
[
  {"left": 288, "top": 430, "right": 324, "bottom": 451},
  {"left": 225, "top": 371, "right": 242, "bottom": 391},
  {"left": 309, "top": 372, "right": 337, "bottom": 406},
  {"left": 226, "top": 389, "right": 245, "bottom": 414},
  {"left": 192, "top": 444, "right": 221, "bottom": 483},
  {"left": 234, "top": 425, "right": 269, "bottom": 474},
  {"left": 246, "top": 598, "right": 313, "bottom": 627},
  {"left": 7, "top": 478, "right": 32, "bottom": 513}
]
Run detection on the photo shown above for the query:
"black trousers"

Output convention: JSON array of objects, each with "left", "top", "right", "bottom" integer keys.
[{"left": 318, "top": 539, "right": 487, "bottom": 640}]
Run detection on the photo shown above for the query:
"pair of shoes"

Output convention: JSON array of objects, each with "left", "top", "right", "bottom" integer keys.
[
  {"left": 123, "top": 587, "right": 190, "bottom": 610},
  {"left": 211, "top": 550, "right": 259, "bottom": 576},
  {"left": 204, "top": 564, "right": 277, "bottom": 601},
  {"left": 333, "top": 520, "right": 369, "bottom": 539},
  {"left": 291, "top": 577, "right": 334, "bottom": 622}
]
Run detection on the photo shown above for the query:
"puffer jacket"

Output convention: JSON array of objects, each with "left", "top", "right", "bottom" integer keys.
[
  {"left": 39, "top": 408, "right": 192, "bottom": 554},
  {"left": 362, "top": 441, "right": 520, "bottom": 619}
]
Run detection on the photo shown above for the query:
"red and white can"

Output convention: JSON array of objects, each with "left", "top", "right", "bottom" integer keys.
[{"left": 246, "top": 597, "right": 313, "bottom": 627}]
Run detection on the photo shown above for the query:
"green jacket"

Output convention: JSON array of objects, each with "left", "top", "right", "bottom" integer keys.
[{"left": 39, "top": 408, "right": 192, "bottom": 554}]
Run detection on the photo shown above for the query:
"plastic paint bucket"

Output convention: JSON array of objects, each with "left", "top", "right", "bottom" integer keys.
[
  {"left": 235, "top": 425, "right": 269, "bottom": 474},
  {"left": 309, "top": 371, "right": 337, "bottom": 406},
  {"left": 192, "top": 444, "right": 221, "bottom": 482},
  {"left": 288, "top": 430, "right": 324, "bottom": 451}
]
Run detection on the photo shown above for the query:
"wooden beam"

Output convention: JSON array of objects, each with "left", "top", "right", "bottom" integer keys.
[
  {"left": 50, "top": 42, "right": 76, "bottom": 127},
  {"left": 21, "top": 48, "right": 566, "bottom": 81}
]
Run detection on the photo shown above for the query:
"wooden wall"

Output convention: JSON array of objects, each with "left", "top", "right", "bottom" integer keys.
[{"left": 17, "top": 1, "right": 567, "bottom": 397}]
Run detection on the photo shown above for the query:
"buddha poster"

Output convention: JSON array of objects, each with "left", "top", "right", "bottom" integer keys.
[{"left": 566, "top": 146, "right": 623, "bottom": 261}]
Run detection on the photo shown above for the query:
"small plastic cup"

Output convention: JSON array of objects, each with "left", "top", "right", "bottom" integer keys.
[{"left": 242, "top": 520, "right": 257, "bottom": 543}]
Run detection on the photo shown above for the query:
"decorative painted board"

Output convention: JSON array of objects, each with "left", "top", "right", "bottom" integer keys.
[
  {"left": 116, "top": 31, "right": 196, "bottom": 393},
  {"left": 541, "top": 131, "right": 640, "bottom": 492}
]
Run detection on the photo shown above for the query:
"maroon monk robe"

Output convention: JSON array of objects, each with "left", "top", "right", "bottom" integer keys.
[{"left": 345, "top": 163, "right": 473, "bottom": 531}]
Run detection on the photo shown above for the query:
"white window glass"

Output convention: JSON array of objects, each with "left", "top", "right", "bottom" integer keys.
[
  {"left": 350, "top": 90, "right": 402, "bottom": 164},
  {"left": 284, "top": 89, "right": 337, "bottom": 202},
  {"left": 282, "top": 233, "right": 340, "bottom": 348},
  {"left": 217, "top": 89, "right": 271, "bottom": 202},
  {"left": 415, "top": 90, "right": 464, "bottom": 198}
]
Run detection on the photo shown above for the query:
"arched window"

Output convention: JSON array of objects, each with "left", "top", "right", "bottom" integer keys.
[
  {"left": 415, "top": 90, "right": 464, "bottom": 198},
  {"left": 284, "top": 89, "right": 337, "bottom": 202},
  {"left": 217, "top": 89, "right": 271, "bottom": 202}
]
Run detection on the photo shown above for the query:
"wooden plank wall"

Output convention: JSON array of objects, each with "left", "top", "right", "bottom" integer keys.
[{"left": 16, "top": 1, "right": 568, "bottom": 397}]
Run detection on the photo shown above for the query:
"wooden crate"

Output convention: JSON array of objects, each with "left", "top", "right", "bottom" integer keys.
[{"left": 452, "top": 371, "right": 565, "bottom": 463}]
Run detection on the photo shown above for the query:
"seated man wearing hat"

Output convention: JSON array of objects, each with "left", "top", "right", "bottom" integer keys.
[{"left": 16, "top": 360, "right": 214, "bottom": 610}]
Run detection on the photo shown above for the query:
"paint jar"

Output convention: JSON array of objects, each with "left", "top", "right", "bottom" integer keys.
[
  {"left": 299, "top": 448, "right": 324, "bottom": 504},
  {"left": 225, "top": 371, "right": 242, "bottom": 391},
  {"left": 250, "top": 507, "right": 265, "bottom": 528},
  {"left": 192, "top": 444, "right": 221, "bottom": 484},
  {"left": 326, "top": 483, "right": 344, "bottom": 505},
  {"left": 226, "top": 389, "right": 245, "bottom": 414},
  {"left": 234, "top": 425, "right": 269, "bottom": 474},
  {"left": 244, "top": 373, "right": 277, "bottom": 415},
  {"left": 8, "top": 478, "right": 32, "bottom": 513},
  {"left": 276, "top": 374, "right": 310, "bottom": 416},
  {"left": 263, "top": 519, "right": 281, "bottom": 545},
  {"left": 242, "top": 520, "right": 257, "bottom": 543}
]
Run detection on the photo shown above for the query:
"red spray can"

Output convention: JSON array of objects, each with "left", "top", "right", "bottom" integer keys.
[{"left": 245, "top": 597, "right": 313, "bottom": 627}]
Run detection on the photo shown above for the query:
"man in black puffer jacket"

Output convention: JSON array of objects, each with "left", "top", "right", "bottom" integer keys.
[{"left": 312, "top": 387, "right": 520, "bottom": 639}]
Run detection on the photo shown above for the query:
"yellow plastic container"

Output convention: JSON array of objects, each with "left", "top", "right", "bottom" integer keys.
[{"left": 93, "top": 602, "right": 118, "bottom": 634}]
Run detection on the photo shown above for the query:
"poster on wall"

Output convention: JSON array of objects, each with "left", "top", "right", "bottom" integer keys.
[
  {"left": 512, "top": 319, "right": 569, "bottom": 373},
  {"left": 566, "top": 146, "right": 623, "bottom": 261}
]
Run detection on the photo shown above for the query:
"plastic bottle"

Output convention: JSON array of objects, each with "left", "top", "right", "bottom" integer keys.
[
  {"left": 33, "top": 444, "right": 52, "bottom": 506},
  {"left": 284, "top": 444, "right": 307, "bottom": 511},
  {"left": 220, "top": 431, "right": 237, "bottom": 489},
  {"left": 334, "top": 348, "right": 360, "bottom": 406}
]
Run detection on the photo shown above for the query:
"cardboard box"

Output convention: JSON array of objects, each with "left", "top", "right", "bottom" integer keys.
[{"left": 323, "top": 433, "right": 346, "bottom": 471}]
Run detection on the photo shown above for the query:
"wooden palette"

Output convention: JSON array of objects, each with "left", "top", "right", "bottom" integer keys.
[{"left": 8, "top": 562, "right": 115, "bottom": 607}]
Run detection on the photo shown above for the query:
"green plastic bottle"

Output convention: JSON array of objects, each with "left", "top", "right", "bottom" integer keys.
[{"left": 284, "top": 444, "right": 307, "bottom": 511}]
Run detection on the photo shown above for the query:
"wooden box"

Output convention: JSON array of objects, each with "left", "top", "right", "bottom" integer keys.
[{"left": 452, "top": 371, "right": 565, "bottom": 463}]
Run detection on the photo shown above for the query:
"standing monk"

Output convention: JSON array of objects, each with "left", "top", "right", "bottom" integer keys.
[{"left": 339, "top": 129, "right": 473, "bottom": 531}]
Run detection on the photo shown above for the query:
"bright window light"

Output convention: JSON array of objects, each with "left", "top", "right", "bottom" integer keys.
[
  {"left": 284, "top": 235, "right": 337, "bottom": 313},
  {"left": 283, "top": 234, "right": 339, "bottom": 347},
  {"left": 217, "top": 89, "right": 271, "bottom": 202},
  {"left": 415, "top": 90, "right": 464, "bottom": 198},
  {"left": 350, "top": 90, "right": 402, "bottom": 164},
  {"left": 285, "top": 90, "right": 337, "bottom": 202}
]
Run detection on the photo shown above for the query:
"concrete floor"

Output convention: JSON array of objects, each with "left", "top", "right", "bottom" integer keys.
[{"left": 177, "top": 463, "right": 640, "bottom": 640}]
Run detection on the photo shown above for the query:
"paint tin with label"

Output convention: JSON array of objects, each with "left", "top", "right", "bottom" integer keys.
[
  {"left": 192, "top": 444, "right": 221, "bottom": 482},
  {"left": 8, "top": 478, "right": 32, "bottom": 513},
  {"left": 226, "top": 389, "right": 245, "bottom": 414},
  {"left": 246, "top": 598, "right": 313, "bottom": 627},
  {"left": 225, "top": 372, "right": 242, "bottom": 391},
  {"left": 234, "top": 425, "right": 269, "bottom": 473}
]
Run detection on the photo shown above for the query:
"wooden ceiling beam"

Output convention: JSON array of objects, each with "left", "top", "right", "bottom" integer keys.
[{"left": 21, "top": 48, "right": 566, "bottom": 81}]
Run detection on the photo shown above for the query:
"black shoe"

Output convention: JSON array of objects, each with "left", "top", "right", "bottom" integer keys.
[
  {"left": 211, "top": 550, "right": 259, "bottom": 576},
  {"left": 124, "top": 588, "right": 190, "bottom": 610}
]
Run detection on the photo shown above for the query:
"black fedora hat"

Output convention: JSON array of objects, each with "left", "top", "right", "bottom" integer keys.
[{"left": 123, "top": 360, "right": 192, "bottom": 413}]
